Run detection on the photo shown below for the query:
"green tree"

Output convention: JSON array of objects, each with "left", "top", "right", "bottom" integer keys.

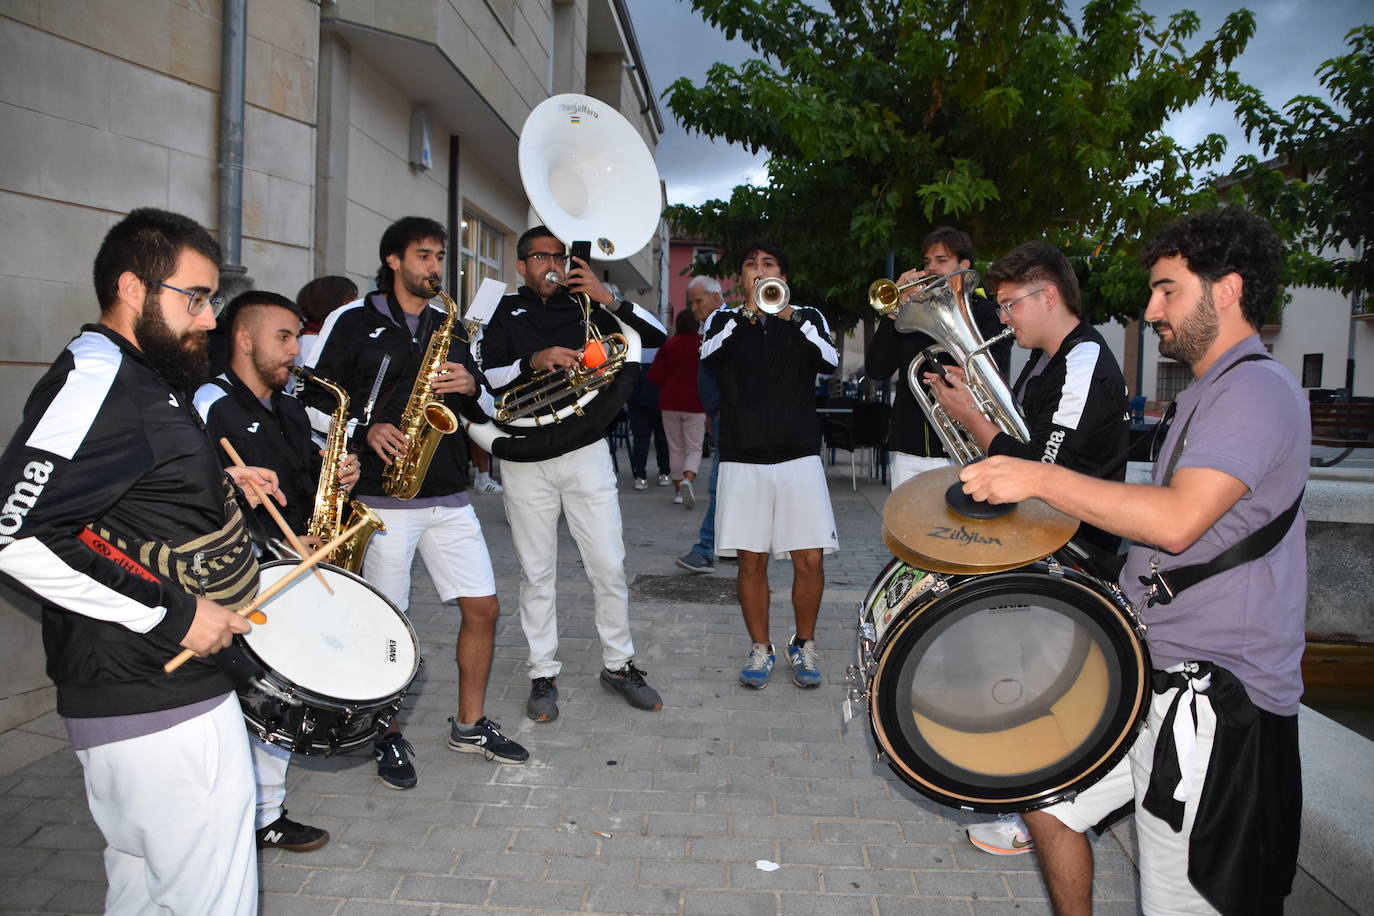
[
  {"left": 1228, "top": 25, "right": 1373, "bottom": 304},
  {"left": 665, "top": 0, "right": 1261, "bottom": 327}
]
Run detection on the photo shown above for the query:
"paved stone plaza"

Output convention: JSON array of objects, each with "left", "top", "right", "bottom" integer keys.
[{"left": 0, "top": 453, "right": 1142, "bottom": 914}]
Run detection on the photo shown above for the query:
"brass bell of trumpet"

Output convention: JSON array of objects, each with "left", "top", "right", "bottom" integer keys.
[
  {"left": 868, "top": 273, "right": 949, "bottom": 315},
  {"left": 753, "top": 276, "right": 790, "bottom": 314}
]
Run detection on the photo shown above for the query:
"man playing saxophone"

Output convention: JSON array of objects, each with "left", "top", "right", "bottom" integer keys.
[
  {"left": 481, "top": 226, "right": 668, "bottom": 722},
  {"left": 195, "top": 290, "right": 356, "bottom": 854},
  {"left": 303, "top": 216, "right": 528, "bottom": 790}
]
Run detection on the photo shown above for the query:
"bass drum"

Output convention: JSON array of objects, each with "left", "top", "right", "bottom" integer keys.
[
  {"left": 854, "top": 557, "right": 1148, "bottom": 812},
  {"left": 238, "top": 560, "right": 421, "bottom": 756}
]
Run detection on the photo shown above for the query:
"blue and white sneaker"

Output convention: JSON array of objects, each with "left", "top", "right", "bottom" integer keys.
[
  {"left": 739, "top": 644, "right": 775, "bottom": 689},
  {"left": 785, "top": 636, "right": 822, "bottom": 688}
]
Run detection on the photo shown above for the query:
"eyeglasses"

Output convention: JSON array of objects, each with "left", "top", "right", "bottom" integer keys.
[
  {"left": 523, "top": 251, "right": 566, "bottom": 264},
  {"left": 997, "top": 287, "right": 1044, "bottom": 319},
  {"left": 159, "top": 283, "right": 225, "bottom": 316}
]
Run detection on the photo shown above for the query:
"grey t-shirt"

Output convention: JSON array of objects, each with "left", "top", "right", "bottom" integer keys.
[{"left": 1121, "top": 336, "right": 1309, "bottom": 715}]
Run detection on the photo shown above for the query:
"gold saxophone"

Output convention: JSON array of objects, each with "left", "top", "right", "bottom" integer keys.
[
  {"left": 291, "top": 366, "right": 385, "bottom": 573},
  {"left": 381, "top": 280, "right": 461, "bottom": 499}
]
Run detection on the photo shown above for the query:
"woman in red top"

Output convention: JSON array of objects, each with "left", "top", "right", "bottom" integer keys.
[{"left": 647, "top": 309, "right": 706, "bottom": 508}]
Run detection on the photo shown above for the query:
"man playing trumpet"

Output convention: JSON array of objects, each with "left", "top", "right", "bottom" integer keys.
[{"left": 700, "top": 239, "right": 840, "bottom": 691}]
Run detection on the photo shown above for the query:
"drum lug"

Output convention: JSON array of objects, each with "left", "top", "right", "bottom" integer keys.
[{"left": 1045, "top": 556, "right": 1064, "bottom": 577}]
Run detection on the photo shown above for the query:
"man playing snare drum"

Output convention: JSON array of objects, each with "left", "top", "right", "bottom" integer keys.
[
  {"left": 0, "top": 208, "right": 282, "bottom": 915},
  {"left": 961, "top": 208, "right": 1306, "bottom": 915}
]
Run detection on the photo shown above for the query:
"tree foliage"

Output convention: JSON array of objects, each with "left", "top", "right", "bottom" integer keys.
[
  {"left": 1226, "top": 25, "right": 1374, "bottom": 303},
  {"left": 664, "top": 0, "right": 1262, "bottom": 326}
]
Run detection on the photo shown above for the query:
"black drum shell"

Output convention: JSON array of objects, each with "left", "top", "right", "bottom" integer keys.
[{"left": 860, "top": 560, "right": 1148, "bottom": 813}]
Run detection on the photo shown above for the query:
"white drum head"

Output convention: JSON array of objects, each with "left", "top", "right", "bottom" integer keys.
[{"left": 242, "top": 561, "right": 419, "bottom": 702}]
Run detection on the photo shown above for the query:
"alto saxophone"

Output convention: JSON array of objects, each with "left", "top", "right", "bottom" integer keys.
[
  {"left": 381, "top": 280, "right": 461, "bottom": 499},
  {"left": 291, "top": 366, "right": 385, "bottom": 573}
]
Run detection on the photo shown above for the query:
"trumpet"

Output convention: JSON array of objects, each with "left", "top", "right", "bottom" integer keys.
[
  {"left": 869, "top": 273, "right": 949, "bottom": 314},
  {"left": 752, "top": 277, "right": 790, "bottom": 314}
]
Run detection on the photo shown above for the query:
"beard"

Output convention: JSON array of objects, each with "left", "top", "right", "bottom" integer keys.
[
  {"left": 135, "top": 295, "right": 210, "bottom": 393},
  {"left": 250, "top": 349, "right": 292, "bottom": 393},
  {"left": 398, "top": 265, "right": 440, "bottom": 300},
  {"left": 1155, "top": 284, "right": 1219, "bottom": 366}
]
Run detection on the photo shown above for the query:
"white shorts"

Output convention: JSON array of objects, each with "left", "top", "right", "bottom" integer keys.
[
  {"left": 716, "top": 455, "right": 839, "bottom": 558},
  {"left": 363, "top": 503, "right": 496, "bottom": 612},
  {"left": 889, "top": 452, "right": 950, "bottom": 490},
  {"left": 1037, "top": 754, "right": 1134, "bottom": 834}
]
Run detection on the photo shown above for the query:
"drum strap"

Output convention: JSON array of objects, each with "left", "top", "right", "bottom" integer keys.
[{"left": 1140, "top": 353, "right": 1301, "bottom": 607}]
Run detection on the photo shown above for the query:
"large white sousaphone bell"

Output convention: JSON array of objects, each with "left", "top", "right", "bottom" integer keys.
[{"left": 518, "top": 93, "right": 661, "bottom": 260}]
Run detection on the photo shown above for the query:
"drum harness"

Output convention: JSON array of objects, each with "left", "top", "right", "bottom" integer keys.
[{"left": 1138, "top": 352, "right": 1303, "bottom": 609}]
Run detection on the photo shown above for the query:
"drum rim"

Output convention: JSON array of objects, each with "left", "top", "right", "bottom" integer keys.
[
  {"left": 240, "top": 558, "right": 423, "bottom": 701},
  {"left": 868, "top": 566, "right": 1149, "bottom": 812}
]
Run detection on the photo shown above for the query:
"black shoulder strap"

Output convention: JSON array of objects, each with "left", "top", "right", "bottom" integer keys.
[{"left": 1142, "top": 352, "right": 1301, "bottom": 606}]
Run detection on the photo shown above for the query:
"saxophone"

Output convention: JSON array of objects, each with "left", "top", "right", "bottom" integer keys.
[
  {"left": 291, "top": 366, "right": 385, "bottom": 572},
  {"left": 381, "top": 280, "right": 461, "bottom": 499}
]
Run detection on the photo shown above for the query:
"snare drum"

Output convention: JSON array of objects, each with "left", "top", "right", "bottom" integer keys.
[
  {"left": 851, "top": 557, "right": 1148, "bottom": 812},
  {"left": 237, "top": 559, "right": 421, "bottom": 756}
]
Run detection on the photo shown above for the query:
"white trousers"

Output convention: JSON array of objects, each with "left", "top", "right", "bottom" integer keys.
[
  {"left": 501, "top": 440, "right": 634, "bottom": 678},
  {"left": 75, "top": 693, "right": 257, "bottom": 916},
  {"left": 889, "top": 451, "right": 950, "bottom": 490},
  {"left": 250, "top": 737, "right": 291, "bottom": 829}
]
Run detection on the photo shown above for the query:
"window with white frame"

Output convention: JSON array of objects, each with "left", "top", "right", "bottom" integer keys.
[{"left": 459, "top": 213, "right": 504, "bottom": 309}]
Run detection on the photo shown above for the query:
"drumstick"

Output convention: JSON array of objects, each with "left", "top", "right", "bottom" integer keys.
[
  {"left": 163, "top": 517, "right": 370, "bottom": 674},
  {"left": 218, "top": 438, "right": 333, "bottom": 596}
]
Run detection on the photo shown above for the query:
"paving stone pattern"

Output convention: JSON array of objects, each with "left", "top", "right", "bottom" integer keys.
[{"left": 0, "top": 453, "right": 1142, "bottom": 914}]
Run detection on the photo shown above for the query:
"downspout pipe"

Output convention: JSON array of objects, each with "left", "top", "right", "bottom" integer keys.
[{"left": 218, "top": 0, "right": 251, "bottom": 301}]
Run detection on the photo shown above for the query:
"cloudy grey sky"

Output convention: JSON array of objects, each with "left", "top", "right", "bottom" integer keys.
[{"left": 623, "top": 0, "right": 1371, "bottom": 207}]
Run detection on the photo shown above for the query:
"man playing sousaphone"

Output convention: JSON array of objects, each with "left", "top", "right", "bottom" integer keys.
[
  {"left": 481, "top": 226, "right": 668, "bottom": 722},
  {"left": 0, "top": 208, "right": 281, "bottom": 914},
  {"left": 303, "top": 216, "right": 528, "bottom": 788}
]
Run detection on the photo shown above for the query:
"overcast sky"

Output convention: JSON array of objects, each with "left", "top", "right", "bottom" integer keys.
[{"left": 623, "top": 0, "right": 1371, "bottom": 207}]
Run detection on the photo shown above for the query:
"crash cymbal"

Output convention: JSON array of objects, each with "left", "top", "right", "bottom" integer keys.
[{"left": 882, "top": 466, "right": 1078, "bottom": 574}]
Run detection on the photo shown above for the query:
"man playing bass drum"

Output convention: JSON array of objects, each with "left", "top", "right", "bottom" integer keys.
[
  {"left": 303, "top": 216, "right": 528, "bottom": 791},
  {"left": 481, "top": 226, "right": 668, "bottom": 723}
]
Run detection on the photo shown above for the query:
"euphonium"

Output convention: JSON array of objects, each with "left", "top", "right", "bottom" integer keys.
[
  {"left": 290, "top": 366, "right": 384, "bottom": 573},
  {"left": 878, "top": 270, "right": 1027, "bottom": 465},
  {"left": 381, "top": 280, "right": 461, "bottom": 499}
]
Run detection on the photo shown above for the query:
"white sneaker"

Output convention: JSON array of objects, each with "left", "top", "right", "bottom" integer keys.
[
  {"left": 476, "top": 479, "right": 504, "bottom": 494},
  {"left": 681, "top": 479, "right": 695, "bottom": 509},
  {"left": 634, "top": 478, "right": 648, "bottom": 490},
  {"left": 657, "top": 473, "right": 671, "bottom": 487},
  {"left": 672, "top": 491, "right": 683, "bottom": 505},
  {"left": 966, "top": 814, "right": 1033, "bottom": 855}
]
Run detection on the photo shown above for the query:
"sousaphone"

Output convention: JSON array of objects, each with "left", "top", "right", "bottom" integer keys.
[{"left": 466, "top": 93, "right": 663, "bottom": 462}]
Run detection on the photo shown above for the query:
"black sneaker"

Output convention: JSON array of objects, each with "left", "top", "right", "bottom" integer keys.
[
  {"left": 527, "top": 676, "right": 559, "bottom": 722},
  {"left": 447, "top": 716, "right": 529, "bottom": 763},
  {"left": 256, "top": 810, "right": 330, "bottom": 852},
  {"left": 600, "top": 661, "right": 662, "bottom": 710},
  {"left": 373, "top": 733, "right": 417, "bottom": 789}
]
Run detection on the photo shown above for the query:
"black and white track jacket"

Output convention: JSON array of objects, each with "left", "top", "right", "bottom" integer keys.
[
  {"left": 301, "top": 291, "right": 490, "bottom": 500},
  {"left": 991, "top": 320, "right": 1129, "bottom": 553},
  {"left": 700, "top": 306, "right": 839, "bottom": 464},
  {"left": 0, "top": 325, "right": 235, "bottom": 716},
  {"left": 195, "top": 370, "right": 318, "bottom": 534},
  {"left": 481, "top": 286, "right": 667, "bottom": 393}
]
